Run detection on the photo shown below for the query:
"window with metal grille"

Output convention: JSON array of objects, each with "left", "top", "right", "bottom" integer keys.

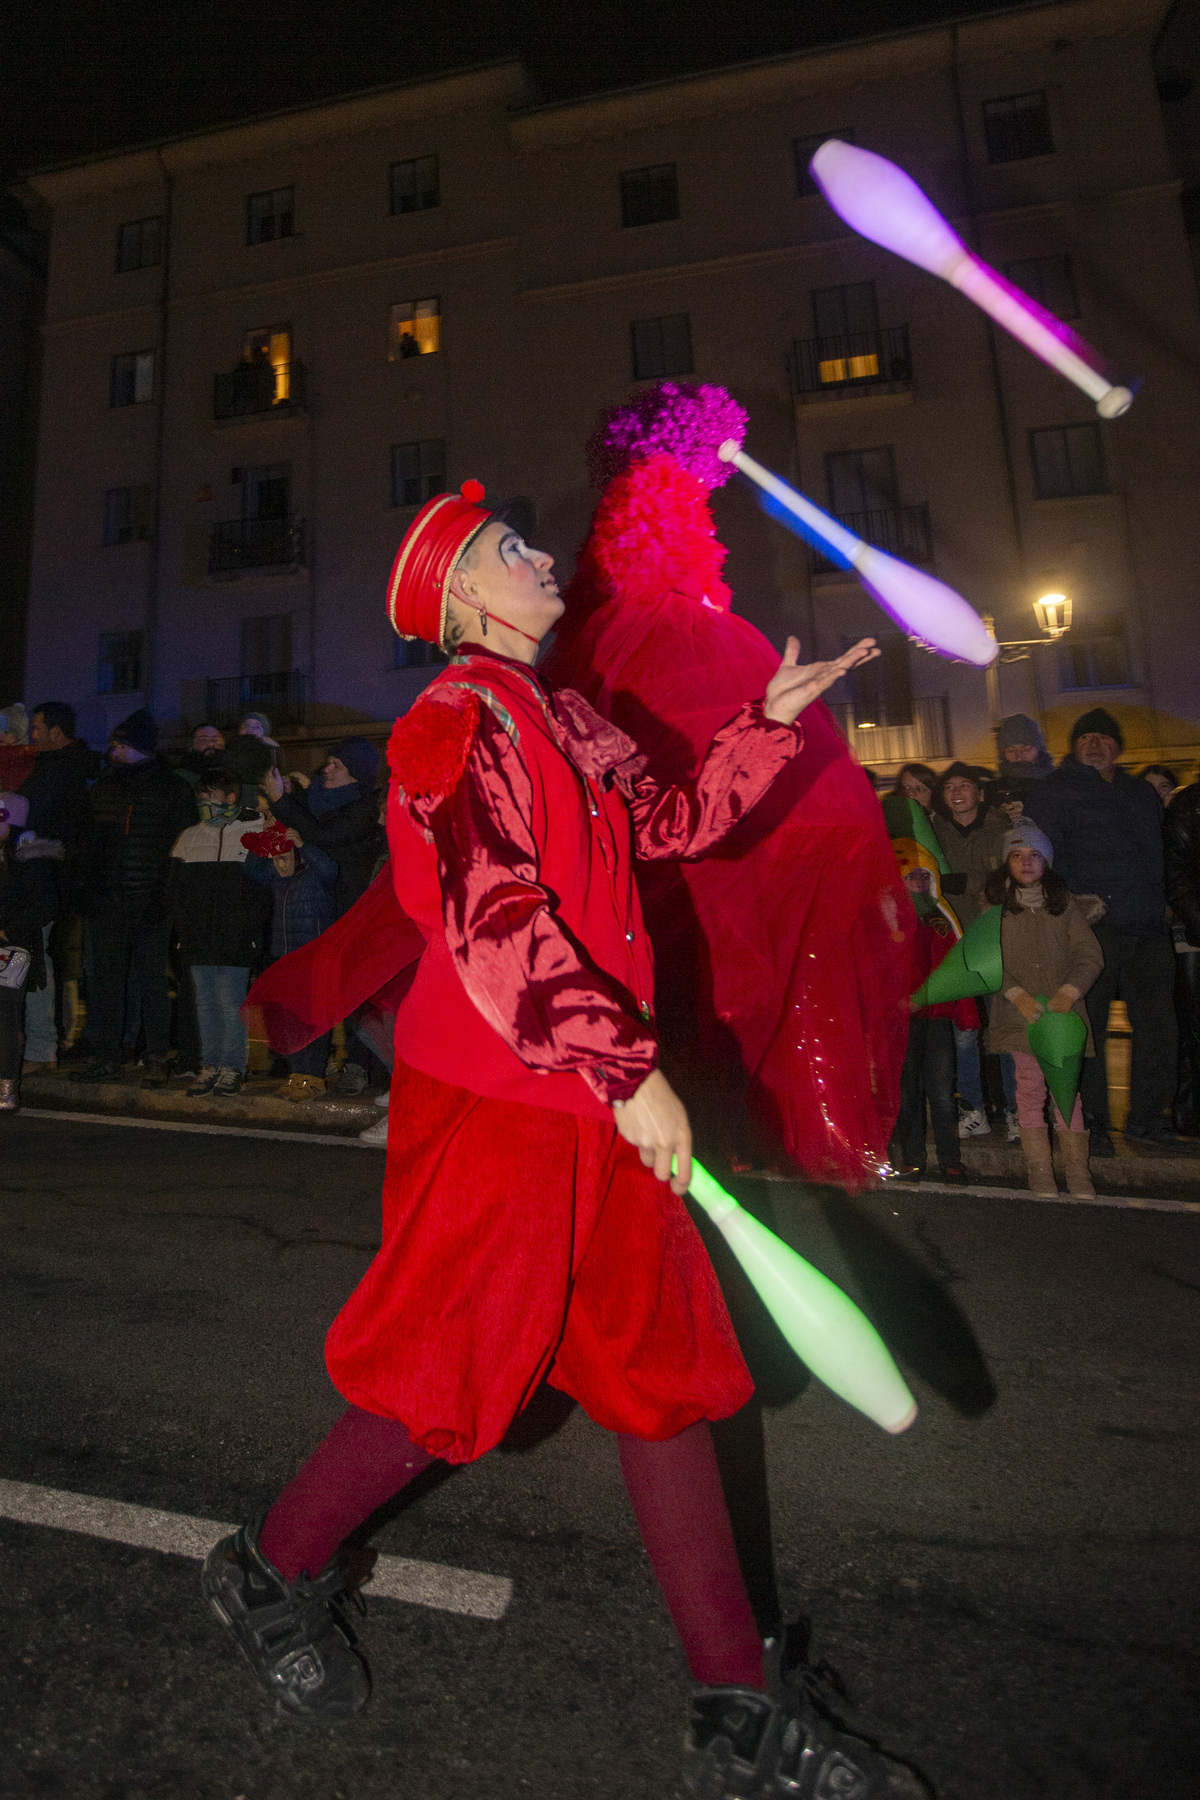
[
  {"left": 810, "top": 282, "right": 884, "bottom": 383},
  {"left": 98, "top": 632, "right": 143, "bottom": 695},
  {"left": 245, "top": 187, "right": 295, "bottom": 245},
  {"left": 846, "top": 633, "right": 914, "bottom": 730},
  {"left": 1059, "top": 620, "right": 1129, "bottom": 689},
  {"left": 1002, "top": 254, "right": 1079, "bottom": 320},
  {"left": 391, "top": 439, "right": 447, "bottom": 508},
  {"left": 388, "top": 298, "right": 440, "bottom": 358},
  {"left": 1030, "top": 423, "right": 1107, "bottom": 498},
  {"left": 792, "top": 129, "right": 854, "bottom": 197},
  {"left": 110, "top": 350, "right": 155, "bottom": 406},
  {"left": 115, "top": 216, "right": 162, "bottom": 273},
  {"left": 631, "top": 313, "right": 693, "bottom": 382},
  {"left": 103, "top": 485, "right": 153, "bottom": 546},
  {"left": 982, "top": 91, "right": 1054, "bottom": 163},
  {"left": 390, "top": 155, "right": 439, "bottom": 215},
  {"left": 620, "top": 164, "right": 679, "bottom": 227}
]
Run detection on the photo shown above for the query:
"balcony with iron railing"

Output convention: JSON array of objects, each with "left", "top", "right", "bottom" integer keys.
[
  {"left": 809, "top": 502, "right": 933, "bottom": 574},
  {"left": 826, "top": 695, "right": 952, "bottom": 765},
  {"left": 792, "top": 327, "right": 913, "bottom": 406},
  {"left": 208, "top": 515, "right": 306, "bottom": 578},
  {"left": 213, "top": 360, "right": 308, "bottom": 422},
  {"left": 181, "top": 671, "right": 310, "bottom": 733}
]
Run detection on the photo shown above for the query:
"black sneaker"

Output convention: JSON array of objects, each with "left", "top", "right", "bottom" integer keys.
[
  {"left": 1124, "top": 1126, "right": 1194, "bottom": 1154},
  {"left": 1089, "top": 1127, "right": 1115, "bottom": 1158},
  {"left": 213, "top": 1067, "right": 244, "bottom": 1097},
  {"left": 939, "top": 1163, "right": 969, "bottom": 1186},
  {"left": 187, "top": 1068, "right": 219, "bottom": 1097},
  {"left": 142, "top": 1056, "right": 171, "bottom": 1088},
  {"left": 201, "top": 1517, "right": 370, "bottom": 1719},
  {"left": 69, "top": 1059, "right": 121, "bottom": 1084},
  {"left": 683, "top": 1680, "right": 931, "bottom": 1799}
]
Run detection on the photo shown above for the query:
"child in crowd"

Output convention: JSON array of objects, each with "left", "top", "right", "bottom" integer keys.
[
  {"left": 167, "top": 770, "right": 270, "bottom": 1097},
  {"left": 891, "top": 855, "right": 976, "bottom": 1185},
  {"left": 243, "top": 810, "right": 338, "bottom": 1100},
  {"left": 983, "top": 822, "right": 1104, "bottom": 1197}
]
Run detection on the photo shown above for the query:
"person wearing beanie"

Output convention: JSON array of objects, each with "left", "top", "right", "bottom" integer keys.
[
  {"left": 0, "top": 702, "right": 36, "bottom": 793},
  {"left": 982, "top": 825, "right": 1104, "bottom": 1196},
  {"left": 238, "top": 711, "right": 278, "bottom": 746},
  {"left": 994, "top": 713, "right": 1054, "bottom": 790},
  {"left": 205, "top": 477, "right": 928, "bottom": 1800},
  {"left": 72, "top": 712, "right": 197, "bottom": 1085},
  {"left": 1025, "top": 708, "right": 1184, "bottom": 1152}
]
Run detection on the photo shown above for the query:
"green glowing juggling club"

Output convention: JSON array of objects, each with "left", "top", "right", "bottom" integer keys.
[
  {"left": 684, "top": 1159, "right": 917, "bottom": 1434},
  {"left": 1027, "top": 998, "right": 1087, "bottom": 1123},
  {"left": 911, "top": 904, "right": 1004, "bottom": 1007}
]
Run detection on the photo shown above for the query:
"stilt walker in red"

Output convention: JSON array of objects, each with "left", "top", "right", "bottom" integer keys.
[{"left": 203, "top": 481, "right": 928, "bottom": 1800}]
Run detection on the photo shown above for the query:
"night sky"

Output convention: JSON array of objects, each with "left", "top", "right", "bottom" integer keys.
[{"left": 3, "top": 0, "right": 1008, "bottom": 181}]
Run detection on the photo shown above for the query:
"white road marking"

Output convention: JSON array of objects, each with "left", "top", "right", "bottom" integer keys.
[
  {"left": 883, "top": 1177, "right": 1200, "bottom": 1214},
  {"left": 0, "top": 1479, "right": 512, "bottom": 1620},
  {"left": 16, "top": 1107, "right": 382, "bottom": 1150}
]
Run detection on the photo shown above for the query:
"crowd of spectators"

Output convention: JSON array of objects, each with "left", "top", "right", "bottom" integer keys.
[
  {"left": 887, "top": 704, "right": 1200, "bottom": 1185},
  {"left": 0, "top": 699, "right": 386, "bottom": 1139}
]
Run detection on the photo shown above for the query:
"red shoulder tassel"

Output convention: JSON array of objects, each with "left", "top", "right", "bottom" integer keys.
[{"left": 388, "top": 690, "right": 481, "bottom": 800}]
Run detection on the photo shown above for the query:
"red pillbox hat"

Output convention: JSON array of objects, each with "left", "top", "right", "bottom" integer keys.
[{"left": 386, "top": 480, "right": 491, "bottom": 646}]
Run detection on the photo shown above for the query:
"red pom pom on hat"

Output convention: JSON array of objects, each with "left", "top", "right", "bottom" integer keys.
[{"left": 386, "top": 479, "right": 492, "bottom": 645}]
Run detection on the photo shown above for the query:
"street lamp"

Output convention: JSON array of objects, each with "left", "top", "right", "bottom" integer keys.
[{"left": 982, "top": 592, "right": 1073, "bottom": 727}]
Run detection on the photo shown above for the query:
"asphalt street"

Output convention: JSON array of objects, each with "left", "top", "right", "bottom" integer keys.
[{"left": 2, "top": 1115, "right": 1198, "bottom": 1800}]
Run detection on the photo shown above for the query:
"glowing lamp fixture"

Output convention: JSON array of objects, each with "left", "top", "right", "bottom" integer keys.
[
  {"left": 809, "top": 139, "right": 1134, "bottom": 420},
  {"left": 1033, "top": 593, "right": 1073, "bottom": 638}
]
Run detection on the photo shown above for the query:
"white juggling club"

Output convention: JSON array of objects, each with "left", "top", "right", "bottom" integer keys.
[
  {"left": 717, "top": 441, "right": 997, "bottom": 668},
  {"left": 810, "top": 138, "right": 1134, "bottom": 419}
]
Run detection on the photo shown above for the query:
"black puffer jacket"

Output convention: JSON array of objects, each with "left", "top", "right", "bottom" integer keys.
[
  {"left": 87, "top": 758, "right": 199, "bottom": 920},
  {"left": 1165, "top": 782, "right": 1200, "bottom": 947},
  {"left": 18, "top": 738, "right": 103, "bottom": 911},
  {"left": 1024, "top": 757, "right": 1166, "bottom": 934}
]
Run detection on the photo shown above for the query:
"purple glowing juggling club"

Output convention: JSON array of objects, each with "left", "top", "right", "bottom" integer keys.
[
  {"left": 717, "top": 442, "right": 998, "bottom": 668},
  {"left": 810, "top": 139, "right": 1134, "bottom": 420}
]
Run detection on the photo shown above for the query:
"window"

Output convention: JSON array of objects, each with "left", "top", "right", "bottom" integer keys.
[
  {"left": 1030, "top": 423, "right": 1107, "bottom": 498},
  {"left": 394, "top": 638, "right": 448, "bottom": 669},
  {"left": 620, "top": 164, "right": 679, "bottom": 227},
  {"left": 391, "top": 438, "right": 447, "bottom": 508},
  {"left": 1059, "top": 621, "right": 1129, "bottom": 690},
  {"left": 1003, "top": 254, "right": 1079, "bottom": 320},
  {"left": 848, "top": 634, "right": 913, "bottom": 729},
  {"left": 390, "top": 155, "right": 439, "bottom": 215},
  {"left": 98, "top": 632, "right": 143, "bottom": 695},
  {"left": 241, "top": 614, "right": 292, "bottom": 678},
  {"left": 631, "top": 313, "right": 693, "bottom": 382},
  {"left": 243, "top": 325, "right": 293, "bottom": 402},
  {"left": 793, "top": 129, "right": 854, "bottom": 197},
  {"left": 982, "top": 91, "right": 1054, "bottom": 163},
  {"left": 246, "top": 187, "right": 295, "bottom": 245},
  {"left": 103, "top": 485, "right": 153, "bottom": 545},
  {"left": 826, "top": 446, "right": 898, "bottom": 516},
  {"left": 110, "top": 350, "right": 155, "bottom": 406},
  {"left": 237, "top": 463, "right": 291, "bottom": 520},
  {"left": 811, "top": 281, "right": 884, "bottom": 381},
  {"left": 388, "top": 298, "right": 441, "bottom": 359},
  {"left": 115, "top": 216, "right": 162, "bottom": 272}
]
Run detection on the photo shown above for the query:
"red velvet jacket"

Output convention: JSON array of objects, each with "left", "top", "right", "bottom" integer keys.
[{"left": 386, "top": 647, "right": 801, "bottom": 1120}]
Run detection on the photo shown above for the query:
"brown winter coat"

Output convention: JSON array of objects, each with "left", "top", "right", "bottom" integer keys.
[
  {"left": 985, "top": 894, "right": 1105, "bottom": 1057},
  {"left": 932, "top": 807, "right": 1009, "bottom": 928}
]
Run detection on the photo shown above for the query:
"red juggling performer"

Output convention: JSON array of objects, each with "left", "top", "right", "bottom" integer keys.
[
  {"left": 205, "top": 480, "right": 927, "bottom": 1800},
  {"left": 544, "top": 382, "right": 913, "bottom": 1190}
]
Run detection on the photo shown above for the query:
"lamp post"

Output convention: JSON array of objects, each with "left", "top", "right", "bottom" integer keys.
[{"left": 982, "top": 593, "right": 1073, "bottom": 728}]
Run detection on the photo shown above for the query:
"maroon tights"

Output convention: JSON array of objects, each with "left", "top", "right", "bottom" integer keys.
[{"left": 259, "top": 1405, "right": 764, "bottom": 1690}]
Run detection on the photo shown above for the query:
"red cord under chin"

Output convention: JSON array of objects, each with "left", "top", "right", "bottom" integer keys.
[{"left": 485, "top": 610, "right": 542, "bottom": 646}]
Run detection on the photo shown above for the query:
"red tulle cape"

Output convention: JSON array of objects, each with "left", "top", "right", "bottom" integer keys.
[{"left": 544, "top": 585, "right": 913, "bottom": 1191}]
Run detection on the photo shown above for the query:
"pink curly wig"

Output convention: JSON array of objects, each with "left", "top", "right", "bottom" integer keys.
[
  {"left": 587, "top": 382, "right": 747, "bottom": 492},
  {"left": 570, "top": 453, "right": 732, "bottom": 614}
]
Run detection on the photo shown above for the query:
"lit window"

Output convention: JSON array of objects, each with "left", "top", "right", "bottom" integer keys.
[
  {"left": 1060, "top": 621, "right": 1129, "bottom": 689},
  {"left": 243, "top": 325, "right": 293, "bottom": 401},
  {"left": 98, "top": 632, "right": 143, "bottom": 695},
  {"left": 620, "top": 164, "right": 679, "bottom": 227},
  {"left": 631, "top": 313, "right": 693, "bottom": 382},
  {"left": 246, "top": 188, "right": 295, "bottom": 245},
  {"left": 1003, "top": 254, "right": 1079, "bottom": 321},
  {"left": 390, "top": 155, "right": 439, "bottom": 215},
  {"left": 812, "top": 281, "right": 880, "bottom": 382},
  {"left": 103, "top": 485, "right": 153, "bottom": 545},
  {"left": 793, "top": 129, "right": 854, "bottom": 197},
  {"left": 388, "top": 299, "right": 441, "bottom": 359},
  {"left": 1030, "top": 423, "right": 1107, "bottom": 499},
  {"left": 982, "top": 92, "right": 1054, "bottom": 164},
  {"left": 110, "top": 350, "right": 155, "bottom": 407},
  {"left": 115, "top": 216, "right": 162, "bottom": 273},
  {"left": 391, "top": 439, "right": 447, "bottom": 508}
]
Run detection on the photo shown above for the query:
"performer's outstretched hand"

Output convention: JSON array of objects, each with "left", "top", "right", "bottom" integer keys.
[
  {"left": 614, "top": 1069, "right": 692, "bottom": 1195},
  {"left": 764, "top": 636, "right": 880, "bottom": 726}
]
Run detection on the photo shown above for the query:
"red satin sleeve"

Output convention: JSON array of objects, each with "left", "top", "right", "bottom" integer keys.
[
  {"left": 408, "top": 706, "right": 659, "bottom": 1107},
  {"left": 629, "top": 701, "right": 802, "bottom": 861}
]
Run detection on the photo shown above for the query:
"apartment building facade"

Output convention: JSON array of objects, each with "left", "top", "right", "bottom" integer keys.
[{"left": 19, "top": 0, "right": 1200, "bottom": 771}]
